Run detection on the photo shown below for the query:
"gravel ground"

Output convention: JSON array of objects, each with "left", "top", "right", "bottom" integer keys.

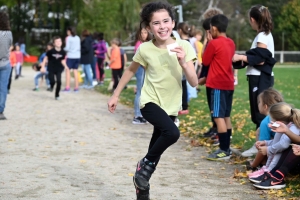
[{"left": 0, "top": 68, "right": 261, "bottom": 200}]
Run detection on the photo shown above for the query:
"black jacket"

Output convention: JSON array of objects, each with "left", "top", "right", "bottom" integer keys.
[
  {"left": 80, "top": 35, "right": 94, "bottom": 64},
  {"left": 233, "top": 47, "right": 276, "bottom": 93}
]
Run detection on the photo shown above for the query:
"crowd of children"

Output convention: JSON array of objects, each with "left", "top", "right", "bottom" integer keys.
[
  {"left": 105, "top": 2, "right": 300, "bottom": 199},
  {"left": 3, "top": 2, "right": 300, "bottom": 199}
]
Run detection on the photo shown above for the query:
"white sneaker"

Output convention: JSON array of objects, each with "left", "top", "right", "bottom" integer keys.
[
  {"left": 174, "top": 118, "right": 180, "bottom": 127},
  {"left": 241, "top": 145, "right": 258, "bottom": 157}
]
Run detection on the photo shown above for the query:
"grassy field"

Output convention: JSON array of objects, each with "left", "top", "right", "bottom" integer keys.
[{"left": 97, "top": 65, "right": 300, "bottom": 198}]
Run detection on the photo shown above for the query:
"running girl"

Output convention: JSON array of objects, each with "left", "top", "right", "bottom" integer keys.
[{"left": 107, "top": 2, "right": 197, "bottom": 199}]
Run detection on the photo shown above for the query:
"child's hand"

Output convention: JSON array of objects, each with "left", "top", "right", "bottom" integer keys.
[
  {"left": 107, "top": 95, "right": 119, "bottom": 113},
  {"left": 198, "top": 77, "right": 206, "bottom": 85},
  {"left": 292, "top": 144, "right": 300, "bottom": 156},
  {"left": 232, "top": 54, "right": 242, "bottom": 62},
  {"left": 268, "top": 121, "right": 289, "bottom": 133},
  {"left": 258, "top": 146, "right": 268, "bottom": 155},
  {"left": 255, "top": 141, "right": 266, "bottom": 149},
  {"left": 206, "top": 31, "right": 212, "bottom": 42},
  {"left": 171, "top": 46, "right": 187, "bottom": 68}
]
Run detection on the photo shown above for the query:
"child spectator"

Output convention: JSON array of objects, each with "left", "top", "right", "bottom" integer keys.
[
  {"left": 32, "top": 43, "right": 53, "bottom": 91},
  {"left": 107, "top": 2, "right": 197, "bottom": 199},
  {"left": 177, "top": 22, "right": 196, "bottom": 115},
  {"left": 132, "top": 27, "right": 151, "bottom": 125},
  {"left": 80, "top": 29, "right": 94, "bottom": 89},
  {"left": 7, "top": 45, "right": 16, "bottom": 94},
  {"left": 109, "top": 38, "right": 122, "bottom": 91},
  {"left": 93, "top": 32, "right": 107, "bottom": 85},
  {"left": 63, "top": 27, "right": 81, "bottom": 92},
  {"left": 251, "top": 103, "right": 300, "bottom": 189},
  {"left": 232, "top": 5, "right": 275, "bottom": 130},
  {"left": 202, "top": 14, "right": 236, "bottom": 160},
  {"left": 195, "top": 29, "right": 203, "bottom": 77},
  {"left": 14, "top": 44, "right": 23, "bottom": 80},
  {"left": 242, "top": 88, "right": 283, "bottom": 165},
  {"left": 41, "top": 36, "right": 67, "bottom": 100},
  {"left": 118, "top": 39, "right": 127, "bottom": 74},
  {"left": 198, "top": 7, "right": 223, "bottom": 139}
]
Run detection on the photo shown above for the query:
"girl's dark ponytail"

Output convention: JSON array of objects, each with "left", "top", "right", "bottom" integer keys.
[
  {"left": 249, "top": 5, "right": 273, "bottom": 34},
  {"left": 260, "top": 6, "right": 273, "bottom": 34}
]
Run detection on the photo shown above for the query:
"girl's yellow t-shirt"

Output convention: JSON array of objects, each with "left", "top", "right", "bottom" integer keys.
[{"left": 133, "top": 38, "right": 196, "bottom": 116}]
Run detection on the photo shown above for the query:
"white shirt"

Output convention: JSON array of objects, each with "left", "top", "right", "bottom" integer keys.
[
  {"left": 64, "top": 35, "right": 81, "bottom": 59},
  {"left": 246, "top": 32, "right": 274, "bottom": 75}
]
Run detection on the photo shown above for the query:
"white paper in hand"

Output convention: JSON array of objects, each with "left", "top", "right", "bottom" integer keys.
[
  {"left": 167, "top": 43, "right": 179, "bottom": 56},
  {"left": 272, "top": 122, "right": 280, "bottom": 128}
]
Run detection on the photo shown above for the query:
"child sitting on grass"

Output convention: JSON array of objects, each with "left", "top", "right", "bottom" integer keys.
[
  {"left": 243, "top": 88, "right": 284, "bottom": 170},
  {"left": 249, "top": 102, "right": 300, "bottom": 190}
]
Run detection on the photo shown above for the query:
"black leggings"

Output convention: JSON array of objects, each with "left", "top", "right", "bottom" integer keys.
[
  {"left": 97, "top": 58, "right": 105, "bottom": 80},
  {"left": 182, "top": 80, "right": 188, "bottom": 110},
  {"left": 270, "top": 146, "right": 300, "bottom": 176},
  {"left": 112, "top": 69, "right": 122, "bottom": 89},
  {"left": 247, "top": 75, "right": 274, "bottom": 129},
  {"left": 141, "top": 103, "right": 179, "bottom": 164},
  {"left": 48, "top": 70, "right": 62, "bottom": 98}
]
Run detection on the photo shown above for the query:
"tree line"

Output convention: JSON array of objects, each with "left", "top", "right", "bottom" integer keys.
[{"left": 0, "top": 0, "right": 298, "bottom": 56}]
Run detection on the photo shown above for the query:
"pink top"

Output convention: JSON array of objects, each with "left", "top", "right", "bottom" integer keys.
[
  {"left": 15, "top": 51, "right": 23, "bottom": 63},
  {"left": 134, "top": 41, "right": 142, "bottom": 53}
]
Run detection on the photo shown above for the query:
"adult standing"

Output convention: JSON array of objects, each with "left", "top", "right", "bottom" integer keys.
[
  {"left": 0, "top": 11, "right": 13, "bottom": 120},
  {"left": 80, "top": 30, "right": 94, "bottom": 89},
  {"left": 63, "top": 27, "right": 81, "bottom": 92}
]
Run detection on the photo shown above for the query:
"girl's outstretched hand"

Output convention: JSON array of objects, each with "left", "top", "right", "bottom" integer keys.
[
  {"left": 171, "top": 46, "right": 187, "bottom": 68},
  {"left": 268, "top": 121, "right": 289, "bottom": 133},
  {"left": 108, "top": 95, "right": 119, "bottom": 113}
]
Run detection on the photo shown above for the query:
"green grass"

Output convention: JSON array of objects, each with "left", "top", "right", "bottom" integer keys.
[{"left": 97, "top": 65, "right": 300, "bottom": 198}]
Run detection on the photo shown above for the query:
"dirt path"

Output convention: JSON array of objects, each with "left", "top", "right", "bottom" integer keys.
[{"left": 1, "top": 68, "right": 261, "bottom": 200}]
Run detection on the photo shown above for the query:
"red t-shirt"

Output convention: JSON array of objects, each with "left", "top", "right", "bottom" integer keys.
[{"left": 202, "top": 36, "right": 235, "bottom": 90}]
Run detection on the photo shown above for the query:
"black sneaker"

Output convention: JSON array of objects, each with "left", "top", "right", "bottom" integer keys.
[
  {"left": 47, "top": 88, "right": 52, "bottom": 92},
  {"left": 0, "top": 113, "right": 7, "bottom": 120},
  {"left": 249, "top": 172, "right": 268, "bottom": 183},
  {"left": 132, "top": 117, "right": 147, "bottom": 125},
  {"left": 253, "top": 173, "right": 286, "bottom": 189},
  {"left": 32, "top": 88, "right": 39, "bottom": 91},
  {"left": 134, "top": 177, "right": 150, "bottom": 200},
  {"left": 203, "top": 127, "right": 217, "bottom": 138},
  {"left": 133, "top": 159, "right": 155, "bottom": 190}
]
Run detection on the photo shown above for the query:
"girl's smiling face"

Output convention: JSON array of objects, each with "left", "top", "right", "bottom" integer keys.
[{"left": 148, "top": 9, "right": 174, "bottom": 42}]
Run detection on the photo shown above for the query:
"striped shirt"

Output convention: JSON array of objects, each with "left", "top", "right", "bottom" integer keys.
[{"left": 0, "top": 31, "right": 13, "bottom": 67}]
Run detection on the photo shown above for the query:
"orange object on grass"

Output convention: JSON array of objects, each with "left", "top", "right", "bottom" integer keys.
[{"left": 24, "top": 55, "right": 38, "bottom": 63}]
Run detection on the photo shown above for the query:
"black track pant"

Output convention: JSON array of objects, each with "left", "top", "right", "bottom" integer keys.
[
  {"left": 141, "top": 103, "right": 179, "bottom": 164},
  {"left": 48, "top": 70, "right": 63, "bottom": 98}
]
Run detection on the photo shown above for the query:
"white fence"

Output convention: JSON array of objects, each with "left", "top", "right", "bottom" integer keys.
[{"left": 122, "top": 46, "right": 300, "bottom": 64}]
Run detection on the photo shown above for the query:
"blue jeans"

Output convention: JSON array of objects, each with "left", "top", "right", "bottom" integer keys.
[
  {"left": 82, "top": 64, "right": 93, "bottom": 86},
  {"left": 134, "top": 66, "right": 145, "bottom": 117},
  {"left": 91, "top": 56, "right": 97, "bottom": 80},
  {"left": 0, "top": 63, "right": 11, "bottom": 113},
  {"left": 34, "top": 71, "right": 50, "bottom": 87}
]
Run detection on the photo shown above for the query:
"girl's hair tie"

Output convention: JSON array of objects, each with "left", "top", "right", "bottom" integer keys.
[{"left": 259, "top": 6, "right": 268, "bottom": 12}]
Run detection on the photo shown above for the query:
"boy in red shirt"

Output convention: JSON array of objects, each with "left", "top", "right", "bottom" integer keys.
[
  {"left": 202, "top": 14, "right": 236, "bottom": 160},
  {"left": 109, "top": 38, "right": 122, "bottom": 90}
]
